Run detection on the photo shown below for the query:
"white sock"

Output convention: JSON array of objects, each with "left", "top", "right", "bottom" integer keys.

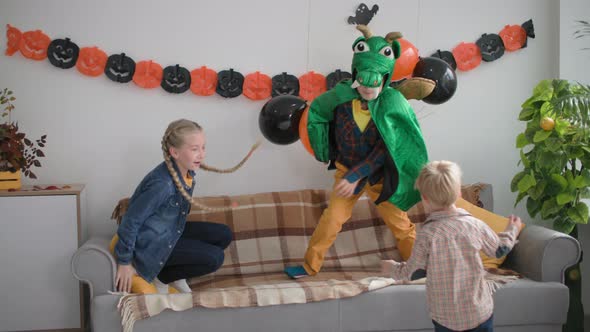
[
  {"left": 152, "top": 277, "right": 169, "bottom": 294},
  {"left": 170, "top": 279, "right": 192, "bottom": 293}
]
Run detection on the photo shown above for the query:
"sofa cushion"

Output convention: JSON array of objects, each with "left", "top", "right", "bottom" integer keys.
[{"left": 338, "top": 278, "right": 568, "bottom": 331}]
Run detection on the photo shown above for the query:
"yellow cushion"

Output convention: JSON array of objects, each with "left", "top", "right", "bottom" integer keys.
[
  {"left": 109, "top": 234, "right": 178, "bottom": 294},
  {"left": 456, "top": 198, "right": 525, "bottom": 269}
]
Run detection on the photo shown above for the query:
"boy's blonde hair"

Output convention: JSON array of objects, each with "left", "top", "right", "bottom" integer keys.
[{"left": 415, "top": 160, "right": 462, "bottom": 208}]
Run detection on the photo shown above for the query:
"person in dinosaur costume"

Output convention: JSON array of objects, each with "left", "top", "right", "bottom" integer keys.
[{"left": 283, "top": 24, "right": 432, "bottom": 279}]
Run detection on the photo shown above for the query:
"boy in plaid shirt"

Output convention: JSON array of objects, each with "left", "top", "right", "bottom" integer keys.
[{"left": 381, "top": 161, "right": 522, "bottom": 332}]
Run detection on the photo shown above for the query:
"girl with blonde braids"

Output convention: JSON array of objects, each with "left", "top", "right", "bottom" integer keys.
[{"left": 114, "top": 119, "right": 258, "bottom": 294}]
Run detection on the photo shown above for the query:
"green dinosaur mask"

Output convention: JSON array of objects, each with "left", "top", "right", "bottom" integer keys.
[{"left": 351, "top": 25, "right": 401, "bottom": 99}]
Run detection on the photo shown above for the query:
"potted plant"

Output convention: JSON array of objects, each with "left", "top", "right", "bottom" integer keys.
[
  {"left": 0, "top": 88, "right": 47, "bottom": 189},
  {"left": 512, "top": 79, "right": 589, "bottom": 331}
]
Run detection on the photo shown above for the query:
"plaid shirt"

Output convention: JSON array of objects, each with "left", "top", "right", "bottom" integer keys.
[
  {"left": 388, "top": 208, "right": 519, "bottom": 330},
  {"left": 334, "top": 101, "right": 386, "bottom": 192}
]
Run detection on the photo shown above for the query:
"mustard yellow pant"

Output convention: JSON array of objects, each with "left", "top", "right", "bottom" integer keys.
[{"left": 303, "top": 163, "right": 416, "bottom": 275}]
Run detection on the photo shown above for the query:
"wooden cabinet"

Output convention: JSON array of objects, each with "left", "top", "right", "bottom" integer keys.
[{"left": 0, "top": 185, "right": 85, "bottom": 332}]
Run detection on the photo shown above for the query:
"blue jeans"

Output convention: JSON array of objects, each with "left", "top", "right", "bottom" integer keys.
[
  {"left": 157, "top": 221, "right": 232, "bottom": 283},
  {"left": 433, "top": 315, "right": 493, "bottom": 332}
]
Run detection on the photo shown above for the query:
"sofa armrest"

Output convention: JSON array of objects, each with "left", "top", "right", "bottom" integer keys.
[
  {"left": 71, "top": 236, "right": 116, "bottom": 297},
  {"left": 504, "top": 224, "right": 581, "bottom": 283}
]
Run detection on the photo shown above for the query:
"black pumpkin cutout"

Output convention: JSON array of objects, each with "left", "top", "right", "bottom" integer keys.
[
  {"left": 476, "top": 34, "right": 505, "bottom": 62},
  {"left": 271, "top": 72, "right": 299, "bottom": 97},
  {"left": 216, "top": 69, "right": 244, "bottom": 98},
  {"left": 161, "top": 64, "right": 191, "bottom": 94},
  {"left": 47, "top": 38, "right": 79, "bottom": 69},
  {"left": 430, "top": 49, "right": 457, "bottom": 71},
  {"left": 521, "top": 19, "right": 535, "bottom": 48},
  {"left": 326, "top": 70, "right": 352, "bottom": 90},
  {"left": 104, "top": 53, "right": 136, "bottom": 83}
]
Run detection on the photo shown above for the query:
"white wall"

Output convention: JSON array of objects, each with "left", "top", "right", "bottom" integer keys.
[
  {"left": 560, "top": 0, "right": 590, "bottom": 315},
  {"left": 0, "top": 0, "right": 558, "bottom": 242}
]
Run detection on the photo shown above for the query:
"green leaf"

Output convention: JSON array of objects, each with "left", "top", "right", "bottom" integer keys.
[
  {"left": 514, "top": 192, "right": 527, "bottom": 207},
  {"left": 557, "top": 192, "right": 575, "bottom": 205},
  {"left": 555, "top": 119, "right": 570, "bottom": 136},
  {"left": 554, "top": 217, "right": 576, "bottom": 234},
  {"left": 541, "top": 198, "right": 561, "bottom": 219},
  {"left": 520, "top": 150, "right": 531, "bottom": 168},
  {"left": 573, "top": 170, "right": 590, "bottom": 188},
  {"left": 568, "top": 146, "right": 585, "bottom": 159},
  {"left": 526, "top": 197, "right": 542, "bottom": 218},
  {"left": 533, "top": 80, "right": 554, "bottom": 101},
  {"left": 545, "top": 137, "right": 562, "bottom": 152},
  {"left": 538, "top": 151, "right": 560, "bottom": 170},
  {"left": 581, "top": 188, "right": 590, "bottom": 199},
  {"left": 540, "top": 102, "right": 554, "bottom": 117},
  {"left": 516, "top": 133, "right": 530, "bottom": 148},
  {"left": 527, "top": 180, "right": 546, "bottom": 200},
  {"left": 518, "top": 174, "right": 537, "bottom": 193},
  {"left": 567, "top": 203, "right": 589, "bottom": 224},
  {"left": 511, "top": 172, "right": 526, "bottom": 192},
  {"left": 518, "top": 107, "right": 535, "bottom": 121},
  {"left": 552, "top": 174, "right": 569, "bottom": 190},
  {"left": 533, "top": 129, "right": 552, "bottom": 143}
]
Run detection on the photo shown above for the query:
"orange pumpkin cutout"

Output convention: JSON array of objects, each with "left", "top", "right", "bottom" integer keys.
[
  {"left": 391, "top": 38, "right": 419, "bottom": 81},
  {"left": 19, "top": 30, "right": 51, "bottom": 60},
  {"left": 452, "top": 42, "right": 482, "bottom": 72},
  {"left": 76, "top": 47, "right": 108, "bottom": 77},
  {"left": 499, "top": 25, "right": 527, "bottom": 52},
  {"left": 299, "top": 71, "right": 326, "bottom": 102},
  {"left": 133, "top": 60, "right": 163, "bottom": 89},
  {"left": 5, "top": 24, "right": 21, "bottom": 56},
  {"left": 298, "top": 107, "right": 314, "bottom": 156},
  {"left": 243, "top": 71, "right": 272, "bottom": 100},
  {"left": 190, "top": 66, "right": 217, "bottom": 96}
]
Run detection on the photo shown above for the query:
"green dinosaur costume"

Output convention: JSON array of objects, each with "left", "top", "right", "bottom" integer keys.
[{"left": 307, "top": 25, "right": 428, "bottom": 211}]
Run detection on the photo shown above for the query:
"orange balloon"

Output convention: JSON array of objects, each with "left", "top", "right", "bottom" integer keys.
[
  {"left": 391, "top": 38, "right": 419, "bottom": 81},
  {"left": 298, "top": 107, "right": 314, "bottom": 156}
]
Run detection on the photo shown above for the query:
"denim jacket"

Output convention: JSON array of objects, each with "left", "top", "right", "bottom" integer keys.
[{"left": 114, "top": 161, "right": 195, "bottom": 282}]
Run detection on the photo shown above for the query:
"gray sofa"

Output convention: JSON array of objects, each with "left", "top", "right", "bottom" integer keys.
[{"left": 72, "top": 186, "right": 581, "bottom": 332}]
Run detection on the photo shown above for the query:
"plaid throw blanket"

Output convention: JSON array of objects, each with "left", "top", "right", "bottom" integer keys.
[{"left": 112, "top": 184, "right": 517, "bottom": 331}]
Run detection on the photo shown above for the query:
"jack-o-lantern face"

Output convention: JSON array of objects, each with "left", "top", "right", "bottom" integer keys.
[
  {"left": 298, "top": 71, "right": 326, "bottom": 102},
  {"left": 5, "top": 24, "right": 22, "bottom": 56},
  {"left": 326, "top": 70, "right": 352, "bottom": 90},
  {"left": 271, "top": 72, "right": 299, "bottom": 97},
  {"left": 161, "top": 64, "right": 191, "bottom": 93},
  {"left": 430, "top": 49, "right": 457, "bottom": 71},
  {"left": 476, "top": 33, "right": 505, "bottom": 62},
  {"left": 452, "top": 42, "right": 482, "bottom": 72},
  {"left": 243, "top": 71, "right": 272, "bottom": 100},
  {"left": 47, "top": 38, "right": 79, "bottom": 69},
  {"left": 76, "top": 46, "right": 108, "bottom": 77},
  {"left": 133, "top": 60, "right": 163, "bottom": 89},
  {"left": 190, "top": 66, "right": 217, "bottom": 96},
  {"left": 104, "top": 53, "right": 136, "bottom": 83},
  {"left": 216, "top": 69, "right": 244, "bottom": 98},
  {"left": 19, "top": 30, "right": 51, "bottom": 60},
  {"left": 499, "top": 25, "right": 527, "bottom": 51}
]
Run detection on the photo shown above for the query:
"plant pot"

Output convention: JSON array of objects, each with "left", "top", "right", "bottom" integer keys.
[{"left": 0, "top": 170, "right": 22, "bottom": 190}]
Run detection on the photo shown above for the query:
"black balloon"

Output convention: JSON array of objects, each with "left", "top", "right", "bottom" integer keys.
[
  {"left": 259, "top": 95, "right": 306, "bottom": 145},
  {"left": 412, "top": 57, "right": 457, "bottom": 105}
]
